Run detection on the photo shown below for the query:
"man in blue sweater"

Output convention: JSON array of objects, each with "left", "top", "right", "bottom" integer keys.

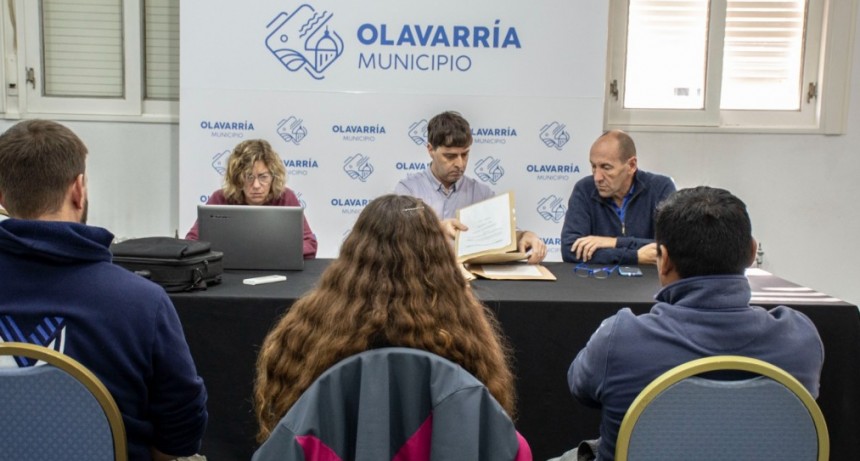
[
  {"left": 0, "top": 120, "right": 208, "bottom": 461},
  {"left": 551, "top": 186, "right": 824, "bottom": 461},
  {"left": 560, "top": 130, "right": 675, "bottom": 265}
]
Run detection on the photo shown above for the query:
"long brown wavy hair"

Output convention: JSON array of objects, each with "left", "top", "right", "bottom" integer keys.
[{"left": 254, "top": 194, "right": 516, "bottom": 442}]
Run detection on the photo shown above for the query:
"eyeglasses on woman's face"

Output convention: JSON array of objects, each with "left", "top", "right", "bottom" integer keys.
[{"left": 243, "top": 172, "right": 272, "bottom": 186}]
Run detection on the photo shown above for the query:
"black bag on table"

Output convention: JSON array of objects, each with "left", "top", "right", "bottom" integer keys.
[{"left": 110, "top": 237, "right": 223, "bottom": 292}]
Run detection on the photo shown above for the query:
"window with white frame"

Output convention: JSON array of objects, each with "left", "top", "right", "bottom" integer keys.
[
  {"left": 10, "top": 0, "right": 178, "bottom": 122},
  {"left": 605, "top": 0, "right": 856, "bottom": 133},
  {"left": 0, "top": 0, "right": 10, "bottom": 115}
]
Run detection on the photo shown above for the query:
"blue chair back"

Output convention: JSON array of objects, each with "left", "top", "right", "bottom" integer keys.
[
  {"left": 616, "top": 355, "right": 828, "bottom": 461},
  {"left": 0, "top": 342, "right": 127, "bottom": 461}
]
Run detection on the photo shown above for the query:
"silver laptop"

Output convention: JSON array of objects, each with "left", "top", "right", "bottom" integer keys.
[{"left": 197, "top": 204, "right": 304, "bottom": 270}]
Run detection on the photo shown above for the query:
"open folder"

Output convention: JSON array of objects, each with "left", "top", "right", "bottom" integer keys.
[{"left": 454, "top": 192, "right": 556, "bottom": 281}]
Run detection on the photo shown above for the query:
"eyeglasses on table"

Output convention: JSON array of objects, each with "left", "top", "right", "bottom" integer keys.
[{"left": 574, "top": 262, "right": 620, "bottom": 279}]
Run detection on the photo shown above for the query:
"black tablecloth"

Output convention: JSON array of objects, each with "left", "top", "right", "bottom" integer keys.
[{"left": 170, "top": 260, "right": 860, "bottom": 460}]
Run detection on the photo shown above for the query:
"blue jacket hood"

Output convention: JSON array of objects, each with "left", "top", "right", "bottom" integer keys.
[{"left": 0, "top": 219, "right": 113, "bottom": 264}]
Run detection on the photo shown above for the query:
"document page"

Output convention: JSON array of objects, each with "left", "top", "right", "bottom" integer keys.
[
  {"left": 455, "top": 193, "right": 516, "bottom": 261},
  {"left": 480, "top": 264, "right": 543, "bottom": 277}
]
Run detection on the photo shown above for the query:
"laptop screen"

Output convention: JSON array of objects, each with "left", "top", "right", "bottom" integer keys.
[{"left": 197, "top": 204, "right": 304, "bottom": 270}]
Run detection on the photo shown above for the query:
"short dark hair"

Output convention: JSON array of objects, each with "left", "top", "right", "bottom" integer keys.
[
  {"left": 427, "top": 111, "right": 472, "bottom": 148},
  {"left": 655, "top": 186, "right": 753, "bottom": 278},
  {"left": 0, "top": 120, "right": 87, "bottom": 218}
]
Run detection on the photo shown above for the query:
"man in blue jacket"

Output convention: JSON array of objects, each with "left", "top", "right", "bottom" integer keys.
[
  {"left": 552, "top": 186, "right": 824, "bottom": 461},
  {"left": 560, "top": 130, "right": 675, "bottom": 265},
  {"left": 0, "top": 120, "right": 208, "bottom": 461}
]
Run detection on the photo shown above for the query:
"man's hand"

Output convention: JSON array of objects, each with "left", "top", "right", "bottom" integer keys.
[
  {"left": 636, "top": 242, "right": 657, "bottom": 265},
  {"left": 517, "top": 231, "right": 547, "bottom": 264},
  {"left": 571, "top": 236, "right": 617, "bottom": 262},
  {"left": 440, "top": 218, "right": 468, "bottom": 239}
]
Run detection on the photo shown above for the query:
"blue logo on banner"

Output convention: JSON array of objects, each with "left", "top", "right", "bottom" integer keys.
[
  {"left": 408, "top": 119, "right": 428, "bottom": 145},
  {"left": 474, "top": 156, "right": 504, "bottom": 185},
  {"left": 331, "top": 198, "right": 370, "bottom": 207},
  {"left": 396, "top": 161, "right": 428, "bottom": 171},
  {"left": 200, "top": 120, "right": 255, "bottom": 139},
  {"left": 472, "top": 126, "right": 518, "bottom": 145},
  {"left": 284, "top": 158, "right": 320, "bottom": 169},
  {"left": 211, "top": 150, "right": 230, "bottom": 175},
  {"left": 277, "top": 116, "right": 308, "bottom": 145},
  {"left": 539, "top": 122, "right": 570, "bottom": 150},
  {"left": 331, "top": 197, "right": 370, "bottom": 215},
  {"left": 343, "top": 154, "right": 374, "bottom": 182},
  {"left": 266, "top": 4, "right": 345, "bottom": 80},
  {"left": 537, "top": 194, "right": 567, "bottom": 223},
  {"left": 356, "top": 20, "right": 521, "bottom": 73},
  {"left": 296, "top": 191, "right": 307, "bottom": 209}
]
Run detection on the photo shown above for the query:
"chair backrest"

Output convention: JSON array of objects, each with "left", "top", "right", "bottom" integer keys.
[
  {"left": 252, "top": 347, "right": 530, "bottom": 461},
  {"left": 615, "top": 355, "right": 828, "bottom": 461},
  {"left": 0, "top": 342, "right": 127, "bottom": 461}
]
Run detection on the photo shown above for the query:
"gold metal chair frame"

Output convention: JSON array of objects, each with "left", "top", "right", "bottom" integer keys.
[
  {"left": 615, "top": 355, "right": 829, "bottom": 461},
  {"left": 0, "top": 342, "right": 128, "bottom": 461}
]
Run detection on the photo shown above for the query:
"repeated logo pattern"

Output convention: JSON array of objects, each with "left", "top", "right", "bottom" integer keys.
[
  {"left": 473, "top": 156, "right": 505, "bottom": 185},
  {"left": 537, "top": 194, "right": 567, "bottom": 223},
  {"left": 343, "top": 154, "right": 374, "bottom": 182},
  {"left": 539, "top": 122, "right": 570, "bottom": 150},
  {"left": 407, "top": 119, "right": 429, "bottom": 146},
  {"left": 211, "top": 150, "right": 231, "bottom": 175},
  {"left": 277, "top": 116, "right": 309, "bottom": 145}
]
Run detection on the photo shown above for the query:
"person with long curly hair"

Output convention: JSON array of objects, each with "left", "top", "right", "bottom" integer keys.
[
  {"left": 184, "top": 139, "right": 317, "bottom": 258},
  {"left": 254, "top": 194, "right": 516, "bottom": 442}
]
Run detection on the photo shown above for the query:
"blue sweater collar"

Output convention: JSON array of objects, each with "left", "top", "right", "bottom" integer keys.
[{"left": 655, "top": 274, "right": 752, "bottom": 309}]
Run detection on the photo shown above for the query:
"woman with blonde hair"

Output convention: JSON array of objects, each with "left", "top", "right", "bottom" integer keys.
[
  {"left": 185, "top": 139, "right": 317, "bottom": 258},
  {"left": 254, "top": 194, "right": 516, "bottom": 442}
]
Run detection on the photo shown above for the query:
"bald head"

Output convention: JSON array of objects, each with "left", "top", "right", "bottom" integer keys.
[{"left": 594, "top": 130, "right": 637, "bottom": 162}]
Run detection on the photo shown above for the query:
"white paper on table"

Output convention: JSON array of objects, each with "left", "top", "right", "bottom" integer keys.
[
  {"left": 479, "top": 264, "right": 542, "bottom": 277},
  {"left": 456, "top": 193, "right": 515, "bottom": 259}
]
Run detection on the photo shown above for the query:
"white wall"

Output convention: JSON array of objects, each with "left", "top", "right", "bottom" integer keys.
[
  {"left": 0, "top": 120, "right": 180, "bottom": 240},
  {"left": 637, "top": 124, "right": 860, "bottom": 307},
  {"left": 1, "top": 5, "right": 857, "bottom": 306}
]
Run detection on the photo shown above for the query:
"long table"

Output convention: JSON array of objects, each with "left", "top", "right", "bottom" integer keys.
[{"left": 170, "top": 261, "right": 860, "bottom": 460}]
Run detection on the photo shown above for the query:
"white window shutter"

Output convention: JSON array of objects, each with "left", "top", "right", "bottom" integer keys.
[
  {"left": 41, "top": 0, "right": 123, "bottom": 97},
  {"left": 144, "top": 0, "right": 178, "bottom": 100},
  {"left": 720, "top": 0, "right": 807, "bottom": 110}
]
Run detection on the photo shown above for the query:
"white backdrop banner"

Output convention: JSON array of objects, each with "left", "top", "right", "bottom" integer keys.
[{"left": 180, "top": 1, "right": 608, "bottom": 259}]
